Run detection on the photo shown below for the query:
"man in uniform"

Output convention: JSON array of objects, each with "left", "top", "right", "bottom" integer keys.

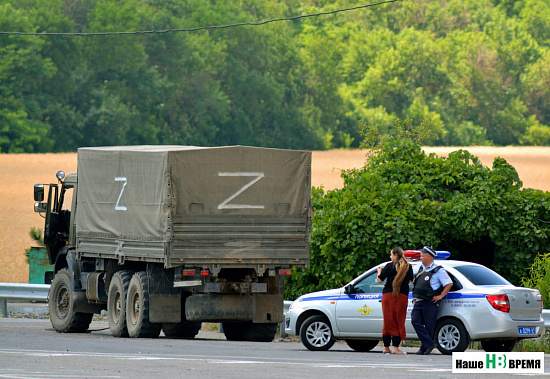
[{"left": 411, "top": 246, "right": 453, "bottom": 355}]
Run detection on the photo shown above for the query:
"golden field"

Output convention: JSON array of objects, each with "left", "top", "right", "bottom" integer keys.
[{"left": 1, "top": 147, "right": 549, "bottom": 283}]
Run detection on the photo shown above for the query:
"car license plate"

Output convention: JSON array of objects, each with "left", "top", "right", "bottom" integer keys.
[{"left": 518, "top": 327, "right": 536, "bottom": 335}]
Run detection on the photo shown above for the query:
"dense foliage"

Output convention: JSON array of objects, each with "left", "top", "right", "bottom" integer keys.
[
  {"left": 285, "top": 140, "right": 550, "bottom": 299},
  {"left": 2, "top": 0, "right": 550, "bottom": 152},
  {"left": 521, "top": 253, "right": 550, "bottom": 309}
]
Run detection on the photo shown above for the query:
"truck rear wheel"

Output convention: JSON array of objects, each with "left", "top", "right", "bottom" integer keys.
[
  {"left": 222, "top": 322, "right": 277, "bottom": 342},
  {"left": 107, "top": 270, "right": 133, "bottom": 337},
  {"left": 247, "top": 323, "right": 278, "bottom": 342},
  {"left": 126, "top": 272, "right": 162, "bottom": 338},
  {"left": 222, "top": 322, "right": 247, "bottom": 341},
  {"left": 49, "top": 269, "right": 93, "bottom": 333},
  {"left": 162, "top": 320, "right": 202, "bottom": 339},
  {"left": 162, "top": 294, "right": 202, "bottom": 339}
]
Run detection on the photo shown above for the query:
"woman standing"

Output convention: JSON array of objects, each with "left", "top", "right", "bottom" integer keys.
[{"left": 376, "top": 247, "right": 414, "bottom": 355}]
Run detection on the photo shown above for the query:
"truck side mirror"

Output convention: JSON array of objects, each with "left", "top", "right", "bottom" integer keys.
[
  {"left": 34, "top": 202, "right": 47, "bottom": 213},
  {"left": 34, "top": 184, "right": 44, "bottom": 201},
  {"left": 344, "top": 284, "right": 354, "bottom": 294}
]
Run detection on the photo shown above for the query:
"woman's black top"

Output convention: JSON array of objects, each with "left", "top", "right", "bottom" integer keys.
[{"left": 378, "top": 261, "right": 414, "bottom": 295}]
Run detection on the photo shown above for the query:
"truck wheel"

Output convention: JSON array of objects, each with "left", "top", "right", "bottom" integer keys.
[
  {"left": 222, "top": 322, "right": 277, "bottom": 342},
  {"left": 126, "top": 272, "right": 162, "bottom": 338},
  {"left": 435, "top": 318, "right": 470, "bottom": 355},
  {"left": 162, "top": 293, "right": 202, "bottom": 339},
  {"left": 300, "top": 315, "right": 335, "bottom": 351},
  {"left": 481, "top": 339, "right": 517, "bottom": 352},
  {"left": 162, "top": 320, "right": 202, "bottom": 339},
  {"left": 248, "top": 323, "right": 278, "bottom": 342},
  {"left": 107, "top": 270, "right": 133, "bottom": 337},
  {"left": 49, "top": 268, "right": 93, "bottom": 333},
  {"left": 345, "top": 340, "right": 379, "bottom": 352},
  {"left": 222, "top": 322, "right": 247, "bottom": 341}
]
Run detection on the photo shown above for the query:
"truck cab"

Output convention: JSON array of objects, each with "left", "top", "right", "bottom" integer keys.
[{"left": 34, "top": 171, "right": 77, "bottom": 270}]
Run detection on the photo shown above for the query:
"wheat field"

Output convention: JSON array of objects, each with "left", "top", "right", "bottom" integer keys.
[{"left": 1, "top": 147, "right": 549, "bottom": 283}]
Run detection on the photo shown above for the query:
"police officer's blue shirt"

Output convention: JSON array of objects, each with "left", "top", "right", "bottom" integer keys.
[{"left": 414, "top": 262, "right": 453, "bottom": 293}]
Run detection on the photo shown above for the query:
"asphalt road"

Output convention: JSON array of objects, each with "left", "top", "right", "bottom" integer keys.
[{"left": 0, "top": 318, "right": 548, "bottom": 378}]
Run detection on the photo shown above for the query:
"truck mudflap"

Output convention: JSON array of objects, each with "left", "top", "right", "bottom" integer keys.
[
  {"left": 149, "top": 294, "right": 182, "bottom": 323},
  {"left": 185, "top": 294, "right": 284, "bottom": 323}
]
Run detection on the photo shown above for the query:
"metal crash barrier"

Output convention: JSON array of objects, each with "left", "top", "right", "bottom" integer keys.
[{"left": 0, "top": 283, "right": 50, "bottom": 317}]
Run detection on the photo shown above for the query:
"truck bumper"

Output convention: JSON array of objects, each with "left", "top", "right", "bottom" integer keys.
[{"left": 185, "top": 294, "right": 284, "bottom": 323}]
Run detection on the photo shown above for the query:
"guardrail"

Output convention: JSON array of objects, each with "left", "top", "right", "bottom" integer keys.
[{"left": 0, "top": 283, "right": 49, "bottom": 317}]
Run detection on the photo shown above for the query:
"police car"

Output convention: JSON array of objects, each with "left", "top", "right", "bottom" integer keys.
[{"left": 284, "top": 251, "right": 544, "bottom": 354}]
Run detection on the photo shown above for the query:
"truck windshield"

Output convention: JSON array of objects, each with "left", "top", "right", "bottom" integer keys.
[{"left": 454, "top": 265, "right": 511, "bottom": 286}]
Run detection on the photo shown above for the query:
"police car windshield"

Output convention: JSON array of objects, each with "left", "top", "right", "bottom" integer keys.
[{"left": 454, "top": 265, "right": 511, "bottom": 286}]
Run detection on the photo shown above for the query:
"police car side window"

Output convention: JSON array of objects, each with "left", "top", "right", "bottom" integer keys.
[
  {"left": 354, "top": 272, "right": 383, "bottom": 294},
  {"left": 447, "top": 272, "right": 463, "bottom": 291}
]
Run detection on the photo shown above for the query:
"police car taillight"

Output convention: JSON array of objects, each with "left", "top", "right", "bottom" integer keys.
[{"left": 486, "top": 294, "right": 510, "bottom": 313}]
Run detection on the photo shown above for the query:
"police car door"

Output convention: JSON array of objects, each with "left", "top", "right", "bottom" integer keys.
[{"left": 335, "top": 270, "right": 384, "bottom": 336}]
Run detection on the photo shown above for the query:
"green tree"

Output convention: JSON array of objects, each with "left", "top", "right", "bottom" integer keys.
[
  {"left": 521, "top": 48, "right": 550, "bottom": 127},
  {"left": 2, "top": 0, "right": 550, "bottom": 152},
  {"left": 518, "top": 0, "right": 550, "bottom": 48},
  {"left": 521, "top": 118, "right": 550, "bottom": 146},
  {"left": 0, "top": 3, "right": 55, "bottom": 152}
]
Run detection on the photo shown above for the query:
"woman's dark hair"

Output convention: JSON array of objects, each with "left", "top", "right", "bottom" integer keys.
[{"left": 391, "top": 247, "right": 410, "bottom": 297}]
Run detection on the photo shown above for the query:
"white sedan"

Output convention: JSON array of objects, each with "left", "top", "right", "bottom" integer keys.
[{"left": 284, "top": 251, "right": 545, "bottom": 354}]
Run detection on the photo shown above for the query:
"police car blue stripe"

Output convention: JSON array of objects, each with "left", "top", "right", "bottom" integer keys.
[
  {"left": 298, "top": 292, "right": 486, "bottom": 302},
  {"left": 446, "top": 293, "right": 486, "bottom": 299},
  {"left": 298, "top": 295, "right": 340, "bottom": 302}
]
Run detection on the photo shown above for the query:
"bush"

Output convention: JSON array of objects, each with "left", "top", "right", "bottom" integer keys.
[
  {"left": 515, "top": 330, "right": 550, "bottom": 353},
  {"left": 520, "top": 252, "right": 550, "bottom": 309},
  {"left": 285, "top": 139, "right": 550, "bottom": 299},
  {"left": 24, "top": 227, "right": 44, "bottom": 264}
]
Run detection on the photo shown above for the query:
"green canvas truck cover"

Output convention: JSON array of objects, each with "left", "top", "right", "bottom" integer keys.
[{"left": 75, "top": 145, "right": 311, "bottom": 266}]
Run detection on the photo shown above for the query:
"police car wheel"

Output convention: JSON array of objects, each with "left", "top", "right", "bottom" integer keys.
[
  {"left": 300, "top": 315, "right": 335, "bottom": 351},
  {"left": 480, "top": 339, "right": 516, "bottom": 352},
  {"left": 345, "top": 339, "right": 379, "bottom": 352},
  {"left": 435, "top": 318, "right": 469, "bottom": 355}
]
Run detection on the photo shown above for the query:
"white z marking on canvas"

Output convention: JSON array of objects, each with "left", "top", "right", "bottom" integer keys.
[
  {"left": 115, "top": 177, "right": 128, "bottom": 211},
  {"left": 218, "top": 172, "right": 265, "bottom": 209}
]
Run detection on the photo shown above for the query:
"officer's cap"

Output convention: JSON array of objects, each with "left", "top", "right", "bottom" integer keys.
[{"left": 419, "top": 246, "right": 437, "bottom": 257}]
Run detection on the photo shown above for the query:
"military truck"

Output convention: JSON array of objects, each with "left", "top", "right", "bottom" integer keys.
[{"left": 33, "top": 145, "right": 311, "bottom": 341}]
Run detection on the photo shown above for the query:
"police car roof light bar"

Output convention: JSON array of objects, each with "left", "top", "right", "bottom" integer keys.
[
  {"left": 435, "top": 251, "right": 451, "bottom": 260},
  {"left": 403, "top": 250, "right": 451, "bottom": 260}
]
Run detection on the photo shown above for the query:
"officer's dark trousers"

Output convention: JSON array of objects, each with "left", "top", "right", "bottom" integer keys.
[{"left": 411, "top": 300, "right": 438, "bottom": 351}]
